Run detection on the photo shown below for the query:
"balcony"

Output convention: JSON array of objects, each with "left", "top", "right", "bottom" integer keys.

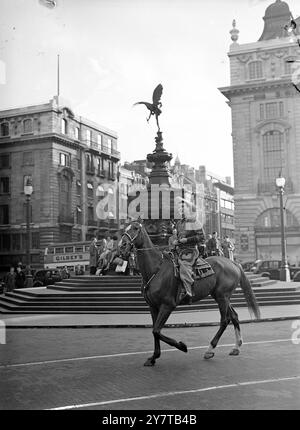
[
  {"left": 81, "top": 139, "right": 120, "bottom": 159},
  {"left": 58, "top": 214, "right": 74, "bottom": 224},
  {"left": 86, "top": 166, "right": 95, "bottom": 175}
]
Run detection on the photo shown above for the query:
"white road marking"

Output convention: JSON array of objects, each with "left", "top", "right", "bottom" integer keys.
[
  {"left": 48, "top": 375, "right": 300, "bottom": 410},
  {"left": 0, "top": 338, "right": 294, "bottom": 369}
]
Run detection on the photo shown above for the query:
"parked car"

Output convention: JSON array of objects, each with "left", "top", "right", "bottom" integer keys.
[
  {"left": 32, "top": 269, "right": 62, "bottom": 288},
  {"left": 251, "top": 259, "right": 300, "bottom": 280},
  {"left": 241, "top": 260, "right": 256, "bottom": 272}
]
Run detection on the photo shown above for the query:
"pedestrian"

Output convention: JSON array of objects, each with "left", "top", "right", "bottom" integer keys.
[
  {"left": 89, "top": 236, "right": 99, "bottom": 275},
  {"left": 4, "top": 267, "right": 16, "bottom": 294},
  {"left": 61, "top": 265, "right": 70, "bottom": 279},
  {"left": 24, "top": 265, "right": 33, "bottom": 288},
  {"left": 205, "top": 234, "right": 213, "bottom": 256},
  {"left": 15, "top": 266, "right": 25, "bottom": 289},
  {"left": 210, "top": 232, "right": 224, "bottom": 256},
  {"left": 222, "top": 236, "right": 235, "bottom": 261},
  {"left": 168, "top": 227, "right": 178, "bottom": 251}
]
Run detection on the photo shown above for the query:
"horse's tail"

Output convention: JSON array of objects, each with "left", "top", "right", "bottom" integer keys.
[{"left": 238, "top": 264, "right": 261, "bottom": 320}]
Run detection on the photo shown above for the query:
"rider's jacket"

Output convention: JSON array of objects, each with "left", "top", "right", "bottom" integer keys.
[{"left": 175, "top": 217, "right": 205, "bottom": 259}]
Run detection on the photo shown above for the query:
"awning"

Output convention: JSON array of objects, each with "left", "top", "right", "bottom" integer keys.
[{"left": 87, "top": 183, "right": 94, "bottom": 189}]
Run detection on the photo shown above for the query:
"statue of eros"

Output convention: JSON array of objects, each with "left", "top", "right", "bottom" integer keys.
[{"left": 133, "top": 84, "right": 163, "bottom": 131}]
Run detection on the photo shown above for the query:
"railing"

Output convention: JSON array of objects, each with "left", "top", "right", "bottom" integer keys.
[{"left": 81, "top": 139, "right": 120, "bottom": 159}]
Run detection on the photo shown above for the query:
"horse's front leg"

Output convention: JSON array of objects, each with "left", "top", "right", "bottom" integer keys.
[
  {"left": 144, "top": 306, "right": 160, "bottom": 367},
  {"left": 144, "top": 304, "right": 187, "bottom": 367}
]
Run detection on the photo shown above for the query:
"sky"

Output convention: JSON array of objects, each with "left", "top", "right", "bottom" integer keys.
[{"left": 1, "top": 0, "right": 299, "bottom": 181}]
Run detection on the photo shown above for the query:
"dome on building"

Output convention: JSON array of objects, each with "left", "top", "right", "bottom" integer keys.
[
  {"left": 258, "top": 0, "right": 293, "bottom": 41},
  {"left": 264, "top": 0, "right": 290, "bottom": 18}
]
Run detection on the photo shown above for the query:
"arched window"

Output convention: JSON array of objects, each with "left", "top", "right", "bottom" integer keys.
[
  {"left": 61, "top": 118, "right": 68, "bottom": 135},
  {"left": 0, "top": 122, "right": 9, "bottom": 137},
  {"left": 86, "top": 154, "right": 92, "bottom": 171},
  {"left": 262, "top": 131, "right": 285, "bottom": 184},
  {"left": 23, "top": 119, "right": 33, "bottom": 133},
  {"left": 248, "top": 61, "right": 263, "bottom": 79},
  {"left": 256, "top": 208, "right": 299, "bottom": 229}
]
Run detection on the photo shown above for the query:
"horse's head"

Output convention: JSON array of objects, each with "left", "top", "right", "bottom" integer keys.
[{"left": 119, "top": 221, "right": 144, "bottom": 258}]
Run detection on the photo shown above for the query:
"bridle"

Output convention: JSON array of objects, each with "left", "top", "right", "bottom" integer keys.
[{"left": 121, "top": 223, "right": 142, "bottom": 247}]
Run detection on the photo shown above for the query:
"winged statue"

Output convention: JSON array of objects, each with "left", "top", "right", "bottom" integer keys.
[{"left": 133, "top": 84, "right": 163, "bottom": 131}]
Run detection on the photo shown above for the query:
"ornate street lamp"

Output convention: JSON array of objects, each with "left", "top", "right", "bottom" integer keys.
[
  {"left": 24, "top": 177, "right": 33, "bottom": 287},
  {"left": 275, "top": 175, "right": 290, "bottom": 282}
]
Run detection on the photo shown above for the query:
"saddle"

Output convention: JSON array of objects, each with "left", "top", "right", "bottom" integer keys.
[
  {"left": 192, "top": 257, "right": 215, "bottom": 280},
  {"left": 163, "top": 251, "right": 214, "bottom": 281}
]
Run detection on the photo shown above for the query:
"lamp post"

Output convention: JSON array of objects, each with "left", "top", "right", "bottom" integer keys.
[
  {"left": 275, "top": 176, "right": 290, "bottom": 282},
  {"left": 24, "top": 177, "right": 33, "bottom": 287}
]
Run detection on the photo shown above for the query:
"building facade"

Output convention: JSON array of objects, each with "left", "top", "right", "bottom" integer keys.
[
  {"left": 220, "top": 0, "right": 300, "bottom": 264},
  {"left": 0, "top": 96, "right": 120, "bottom": 270}
]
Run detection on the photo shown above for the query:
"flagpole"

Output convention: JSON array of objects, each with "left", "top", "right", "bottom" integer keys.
[{"left": 57, "top": 54, "right": 60, "bottom": 105}]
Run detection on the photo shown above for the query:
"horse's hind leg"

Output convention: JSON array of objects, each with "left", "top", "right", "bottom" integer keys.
[
  {"left": 228, "top": 305, "right": 243, "bottom": 356},
  {"left": 204, "top": 297, "right": 230, "bottom": 360}
]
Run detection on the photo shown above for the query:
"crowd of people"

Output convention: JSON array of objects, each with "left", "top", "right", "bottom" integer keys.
[
  {"left": 89, "top": 235, "right": 137, "bottom": 276},
  {"left": 1, "top": 262, "right": 33, "bottom": 294}
]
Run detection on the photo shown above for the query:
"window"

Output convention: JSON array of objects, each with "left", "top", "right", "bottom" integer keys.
[
  {"left": 77, "top": 158, "right": 81, "bottom": 170},
  {"left": 0, "top": 205, "right": 9, "bottom": 224},
  {"left": 86, "top": 153, "right": 93, "bottom": 172},
  {"left": 248, "top": 61, "right": 263, "bottom": 80},
  {"left": 0, "top": 233, "right": 10, "bottom": 251},
  {"left": 107, "top": 138, "right": 112, "bottom": 152},
  {"left": 76, "top": 179, "right": 81, "bottom": 195},
  {"left": 0, "top": 154, "right": 10, "bottom": 168},
  {"left": 98, "top": 134, "right": 102, "bottom": 149},
  {"left": 76, "top": 206, "right": 82, "bottom": 224},
  {"left": 279, "top": 101, "right": 284, "bottom": 117},
  {"left": 23, "top": 119, "right": 33, "bottom": 133},
  {"left": 23, "top": 151, "right": 34, "bottom": 165},
  {"left": 0, "top": 122, "right": 9, "bottom": 136},
  {"left": 88, "top": 206, "right": 94, "bottom": 222},
  {"left": 266, "top": 103, "right": 278, "bottom": 119},
  {"left": 12, "top": 233, "right": 21, "bottom": 251},
  {"left": 263, "top": 131, "right": 285, "bottom": 183},
  {"left": 32, "top": 232, "right": 40, "bottom": 249},
  {"left": 87, "top": 182, "right": 94, "bottom": 198},
  {"left": 0, "top": 177, "right": 9, "bottom": 193},
  {"left": 259, "top": 104, "right": 264, "bottom": 120},
  {"left": 75, "top": 127, "right": 80, "bottom": 140},
  {"left": 59, "top": 152, "right": 70, "bottom": 167},
  {"left": 86, "top": 129, "right": 92, "bottom": 146},
  {"left": 62, "top": 119, "right": 68, "bottom": 135},
  {"left": 284, "top": 60, "right": 293, "bottom": 75}
]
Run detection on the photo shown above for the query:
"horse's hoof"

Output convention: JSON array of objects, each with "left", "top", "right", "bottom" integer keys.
[
  {"left": 204, "top": 351, "right": 215, "bottom": 360},
  {"left": 144, "top": 358, "right": 155, "bottom": 366},
  {"left": 229, "top": 348, "right": 240, "bottom": 356},
  {"left": 178, "top": 342, "right": 188, "bottom": 353}
]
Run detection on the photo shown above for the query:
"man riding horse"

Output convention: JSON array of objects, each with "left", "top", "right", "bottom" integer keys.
[{"left": 172, "top": 197, "right": 206, "bottom": 304}]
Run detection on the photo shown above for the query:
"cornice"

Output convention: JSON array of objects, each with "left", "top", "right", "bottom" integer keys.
[{"left": 219, "top": 78, "right": 295, "bottom": 98}]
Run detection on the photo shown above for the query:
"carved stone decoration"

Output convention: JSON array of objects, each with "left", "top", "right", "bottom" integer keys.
[
  {"left": 257, "top": 52, "right": 270, "bottom": 60},
  {"left": 237, "top": 54, "right": 252, "bottom": 63}
]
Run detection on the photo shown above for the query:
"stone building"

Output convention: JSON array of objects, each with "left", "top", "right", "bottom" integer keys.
[
  {"left": 0, "top": 96, "right": 120, "bottom": 270},
  {"left": 220, "top": 0, "right": 300, "bottom": 264}
]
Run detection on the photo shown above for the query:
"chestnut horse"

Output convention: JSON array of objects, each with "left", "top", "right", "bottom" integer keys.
[{"left": 120, "top": 221, "right": 261, "bottom": 366}]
